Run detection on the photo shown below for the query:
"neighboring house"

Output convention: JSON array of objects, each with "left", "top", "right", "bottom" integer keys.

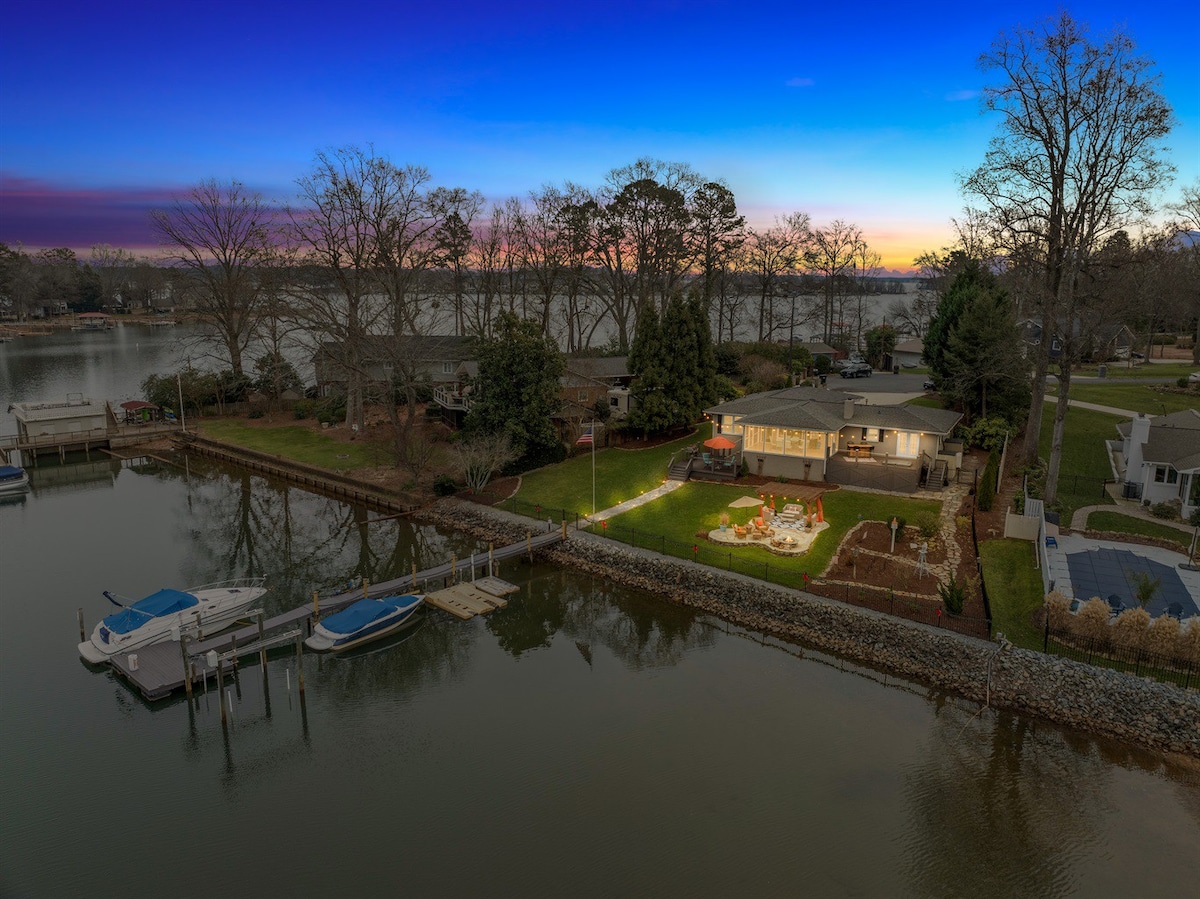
[
  {"left": 433, "top": 354, "right": 634, "bottom": 429},
  {"left": 313, "top": 335, "right": 474, "bottom": 398},
  {"left": 889, "top": 337, "right": 924, "bottom": 369},
  {"left": 795, "top": 341, "right": 838, "bottom": 366},
  {"left": 704, "top": 386, "right": 963, "bottom": 493},
  {"left": 1018, "top": 318, "right": 1135, "bottom": 362},
  {"left": 1116, "top": 409, "right": 1200, "bottom": 518}
]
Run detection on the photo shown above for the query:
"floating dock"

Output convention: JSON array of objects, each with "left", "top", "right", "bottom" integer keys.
[{"left": 94, "top": 531, "right": 561, "bottom": 701}]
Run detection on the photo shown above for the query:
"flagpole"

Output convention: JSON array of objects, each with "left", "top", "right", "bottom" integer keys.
[{"left": 591, "top": 419, "right": 596, "bottom": 519}]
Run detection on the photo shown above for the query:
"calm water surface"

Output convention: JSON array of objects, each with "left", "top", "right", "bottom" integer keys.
[{"left": 1, "top": 330, "right": 1198, "bottom": 898}]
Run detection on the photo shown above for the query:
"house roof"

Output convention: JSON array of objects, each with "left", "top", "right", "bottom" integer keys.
[
  {"left": 1136, "top": 408, "right": 1200, "bottom": 471},
  {"left": 565, "top": 356, "right": 630, "bottom": 381},
  {"left": 706, "top": 388, "right": 962, "bottom": 436},
  {"left": 317, "top": 334, "right": 473, "bottom": 361},
  {"left": 893, "top": 338, "right": 924, "bottom": 354}
]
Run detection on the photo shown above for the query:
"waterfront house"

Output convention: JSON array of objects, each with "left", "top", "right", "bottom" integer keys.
[{"left": 704, "top": 387, "right": 964, "bottom": 492}]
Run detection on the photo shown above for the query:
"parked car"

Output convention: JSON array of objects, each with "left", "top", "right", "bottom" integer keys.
[
  {"left": 922, "top": 378, "right": 935, "bottom": 391},
  {"left": 1188, "top": 371, "right": 1200, "bottom": 384},
  {"left": 840, "top": 362, "right": 872, "bottom": 378}
]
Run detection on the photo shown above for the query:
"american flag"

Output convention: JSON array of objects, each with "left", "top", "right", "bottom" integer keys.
[{"left": 575, "top": 426, "right": 594, "bottom": 446}]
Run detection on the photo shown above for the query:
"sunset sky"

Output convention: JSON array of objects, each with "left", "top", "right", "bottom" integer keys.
[{"left": 2, "top": 1, "right": 1197, "bottom": 272}]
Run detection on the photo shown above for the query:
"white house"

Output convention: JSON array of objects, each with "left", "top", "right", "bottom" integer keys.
[
  {"left": 1117, "top": 409, "right": 1200, "bottom": 518},
  {"left": 704, "top": 386, "right": 963, "bottom": 493},
  {"left": 890, "top": 338, "right": 924, "bottom": 369}
]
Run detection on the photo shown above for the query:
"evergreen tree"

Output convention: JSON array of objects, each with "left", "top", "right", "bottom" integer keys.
[
  {"left": 689, "top": 294, "right": 717, "bottom": 415},
  {"left": 922, "top": 257, "right": 990, "bottom": 386},
  {"left": 944, "top": 285, "right": 1030, "bottom": 421},
  {"left": 627, "top": 302, "right": 672, "bottom": 435},
  {"left": 465, "top": 312, "right": 565, "bottom": 466}
]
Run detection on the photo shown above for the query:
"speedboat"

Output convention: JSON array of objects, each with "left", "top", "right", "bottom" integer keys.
[
  {"left": 78, "top": 578, "right": 267, "bottom": 664},
  {"left": 0, "top": 465, "right": 29, "bottom": 493},
  {"left": 305, "top": 594, "right": 424, "bottom": 652}
]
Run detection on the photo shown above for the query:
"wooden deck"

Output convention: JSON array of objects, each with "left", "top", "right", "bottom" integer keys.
[{"left": 97, "top": 531, "right": 561, "bottom": 701}]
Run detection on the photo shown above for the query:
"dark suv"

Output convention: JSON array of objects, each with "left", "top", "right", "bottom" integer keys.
[{"left": 839, "top": 362, "right": 872, "bottom": 378}]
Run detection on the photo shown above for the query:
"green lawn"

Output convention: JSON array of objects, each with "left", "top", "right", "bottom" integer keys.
[
  {"left": 599, "top": 481, "right": 941, "bottom": 586},
  {"left": 1038, "top": 405, "right": 1121, "bottom": 524},
  {"left": 1075, "top": 361, "right": 1198, "bottom": 380},
  {"left": 1084, "top": 511, "right": 1193, "bottom": 550},
  {"left": 1046, "top": 382, "right": 1200, "bottom": 415},
  {"left": 906, "top": 395, "right": 943, "bottom": 409},
  {"left": 197, "top": 419, "right": 394, "bottom": 471},
  {"left": 979, "top": 539, "right": 1046, "bottom": 650},
  {"left": 514, "top": 432, "right": 697, "bottom": 516}
]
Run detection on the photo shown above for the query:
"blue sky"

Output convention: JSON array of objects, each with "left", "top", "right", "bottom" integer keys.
[{"left": 2, "top": 1, "right": 1196, "bottom": 271}]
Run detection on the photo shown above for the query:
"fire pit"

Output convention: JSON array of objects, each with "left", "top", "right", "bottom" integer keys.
[{"left": 771, "top": 534, "right": 798, "bottom": 549}]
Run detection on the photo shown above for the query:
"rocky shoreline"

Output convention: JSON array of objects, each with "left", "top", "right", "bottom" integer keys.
[{"left": 418, "top": 498, "right": 1200, "bottom": 760}]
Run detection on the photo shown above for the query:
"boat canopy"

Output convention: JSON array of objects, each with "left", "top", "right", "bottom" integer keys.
[
  {"left": 0, "top": 465, "right": 25, "bottom": 480},
  {"left": 102, "top": 588, "right": 199, "bottom": 634},
  {"left": 322, "top": 596, "right": 419, "bottom": 635}
]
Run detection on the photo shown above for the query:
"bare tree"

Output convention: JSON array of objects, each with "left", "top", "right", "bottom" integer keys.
[
  {"left": 805, "top": 220, "right": 863, "bottom": 345},
  {"left": 1171, "top": 180, "right": 1200, "bottom": 364},
  {"left": 745, "top": 213, "right": 808, "bottom": 342},
  {"left": 151, "top": 180, "right": 277, "bottom": 376},
  {"left": 962, "top": 12, "right": 1173, "bottom": 502},
  {"left": 452, "top": 432, "right": 518, "bottom": 493}
]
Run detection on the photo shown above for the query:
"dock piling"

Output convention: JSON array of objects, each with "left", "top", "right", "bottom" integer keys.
[
  {"left": 217, "top": 659, "right": 226, "bottom": 726},
  {"left": 294, "top": 633, "right": 305, "bottom": 696},
  {"left": 77, "top": 608, "right": 85, "bottom": 644},
  {"left": 180, "top": 633, "right": 193, "bottom": 701},
  {"left": 257, "top": 612, "right": 267, "bottom": 669}
]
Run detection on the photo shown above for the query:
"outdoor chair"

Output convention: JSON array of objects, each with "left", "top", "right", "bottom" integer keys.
[
  {"left": 733, "top": 525, "right": 747, "bottom": 539},
  {"left": 1045, "top": 535, "right": 1058, "bottom": 548},
  {"left": 702, "top": 452, "right": 713, "bottom": 468}
]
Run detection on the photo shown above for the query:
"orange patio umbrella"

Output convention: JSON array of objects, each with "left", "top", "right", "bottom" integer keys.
[{"left": 703, "top": 436, "right": 736, "bottom": 450}]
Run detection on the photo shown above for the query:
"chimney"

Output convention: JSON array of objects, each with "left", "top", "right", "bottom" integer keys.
[
  {"left": 843, "top": 398, "right": 855, "bottom": 420},
  {"left": 1130, "top": 413, "right": 1151, "bottom": 446}
]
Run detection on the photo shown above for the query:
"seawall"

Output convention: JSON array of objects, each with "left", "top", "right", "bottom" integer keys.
[{"left": 419, "top": 498, "right": 1200, "bottom": 759}]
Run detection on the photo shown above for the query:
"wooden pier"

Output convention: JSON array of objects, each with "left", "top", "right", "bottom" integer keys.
[{"left": 94, "top": 530, "right": 562, "bottom": 701}]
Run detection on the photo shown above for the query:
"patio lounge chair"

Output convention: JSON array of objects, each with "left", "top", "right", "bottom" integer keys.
[{"left": 733, "top": 524, "right": 747, "bottom": 539}]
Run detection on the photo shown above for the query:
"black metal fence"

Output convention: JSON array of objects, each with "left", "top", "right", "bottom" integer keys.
[
  {"left": 500, "top": 496, "right": 990, "bottom": 639},
  {"left": 1045, "top": 627, "right": 1198, "bottom": 690}
]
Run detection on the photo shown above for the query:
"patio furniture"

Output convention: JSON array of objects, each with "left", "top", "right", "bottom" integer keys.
[
  {"left": 1045, "top": 535, "right": 1057, "bottom": 548},
  {"left": 733, "top": 525, "right": 747, "bottom": 539},
  {"left": 702, "top": 452, "right": 713, "bottom": 468}
]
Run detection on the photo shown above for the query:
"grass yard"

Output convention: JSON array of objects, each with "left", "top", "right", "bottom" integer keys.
[
  {"left": 1084, "top": 511, "right": 1193, "bottom": 550},
  {"left": 514, "top": 432, "right": 697, "bottom": 515},
  {"left": 1075, "top": 361, "right": 1198, "bottom": 380},
  {"left": 906, "top": 395, "right": 943, "bottom": 409},
  {"left": 197, "top": 419, "right": 394, "bottom": 471},
  {"left": 1046, "top": 382, "right": 1200, "bottom": 415},
  {"left": 600, "top": 481, "right": 941, "bottom": 586},
  {"left": 979, "top": 539, "right": 1045, "bottom": 650},
  {"left": 1038, "top": 404, "right": 1121, "bottom": 524}
]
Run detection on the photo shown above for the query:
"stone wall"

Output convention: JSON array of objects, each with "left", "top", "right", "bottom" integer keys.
[{"left": 419, "top": 498, "right": 1200, "bottom": 759}]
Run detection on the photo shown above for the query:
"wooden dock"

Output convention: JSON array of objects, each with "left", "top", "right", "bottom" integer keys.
[{"left": 96, "top": 531, "right": 561, "bottom": 701}]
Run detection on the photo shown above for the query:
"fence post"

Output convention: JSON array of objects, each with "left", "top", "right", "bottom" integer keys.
[{"left": 1043, "top": 611, "right": 1050, "bottom": 654}]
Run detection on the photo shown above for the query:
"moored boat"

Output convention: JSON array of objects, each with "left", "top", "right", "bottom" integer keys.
[
  {"left": 305, "top": 594, "right": 425, "bottom": 652},
  {"left": 0, "top": 465, "right": 30, "bottom": 493},
  {"left": 78, "top": 578, "right": 267, "bottom": 664}
]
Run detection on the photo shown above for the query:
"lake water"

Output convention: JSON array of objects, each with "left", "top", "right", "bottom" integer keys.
[{"left": 1, "top": 329, "right": 1198, "bottom": 898}]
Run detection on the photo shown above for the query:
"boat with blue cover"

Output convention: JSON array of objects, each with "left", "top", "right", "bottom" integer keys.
[
  {"left": 0, "top": 465, "right": 29, "bottom": 493},
  {"left": 78, "top": 578, "right": 267, "bottom": 664},
  {"left": 305, "top": 594, "right": 425, "bottom": 652}
]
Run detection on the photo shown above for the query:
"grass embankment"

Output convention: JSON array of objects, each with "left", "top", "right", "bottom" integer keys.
[
  {"left": 1037, "top": 405, "right": 1122, "bottom": 525},
  {"left": 197, "top": 419, "right": 394, "bottom": 471},
  {"left": 1084, "top": 511, "right": 1193, "bottom": 551},
  {"left": 598, "top": 481, "right": 940, "bottom": 585},
  {"left": 978, "top": 539, "right": 1045, "bottom": 650},
  {"left": 514, "top": 432, "right": 696, "bottom": 515},
  {"left": 1046, "top": 382, "right": 1200, "bottom": 415}
]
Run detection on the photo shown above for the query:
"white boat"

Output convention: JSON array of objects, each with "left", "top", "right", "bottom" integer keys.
[
  {"left": 304, "top": 594, "right": 424, "bottom": 653},
  {"left": 78, "top": 578, "right": 267, "bottom": 664},
  {"left": 0, "top": 465, "right": 29, "bottom": 493}
]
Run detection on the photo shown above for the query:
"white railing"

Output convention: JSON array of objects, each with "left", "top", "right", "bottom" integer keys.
[{"left": 433, "top": 386, "right": 472, "bottom": 411}]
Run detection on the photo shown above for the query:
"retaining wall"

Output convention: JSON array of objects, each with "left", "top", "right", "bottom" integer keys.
[{"left": 419, "top": 498, "right": 1200, "bottom": 759}]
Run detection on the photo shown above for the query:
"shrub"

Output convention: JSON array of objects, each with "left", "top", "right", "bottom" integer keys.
[
  {"left": 1179, "top": 619, "right": 1200, "bottom": 665},
  {"left": 432, "top": 475, "right": 457, "bottom": 496},
  {"left": 247, "top": 409, "right": 264, "bottom": 420},
  {"left": 1046, "top": 591, "right": 1074, "bottom": 630},
  {"left": 1178, "top": 377, "right": 1191, "bottom": 389},
  {"left": 938, "top": 573, "right": 965, "bottom": 614},
  {"left": 914, "top": 511, "right": 940, "bottom": 539},
  {"left": 1074, "top": 597, "right": 1112, "bottom": 641},
  {"left": 1149, "top": 501, "right": 1179, "bottom": 520},
  {"left": 293, "top": 399, "right": 315, "bottom": 420},
  {"left": 1145, "top": 614, "right": 1181, "bottom": 656},
  {"left": 1112, "top": 607, "right": 1151, "bottom": 650}
]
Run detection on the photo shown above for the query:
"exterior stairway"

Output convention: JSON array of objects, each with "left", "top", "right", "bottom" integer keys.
[{"left": 667, "top": 457, "right": 692, "bottom": 481}]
